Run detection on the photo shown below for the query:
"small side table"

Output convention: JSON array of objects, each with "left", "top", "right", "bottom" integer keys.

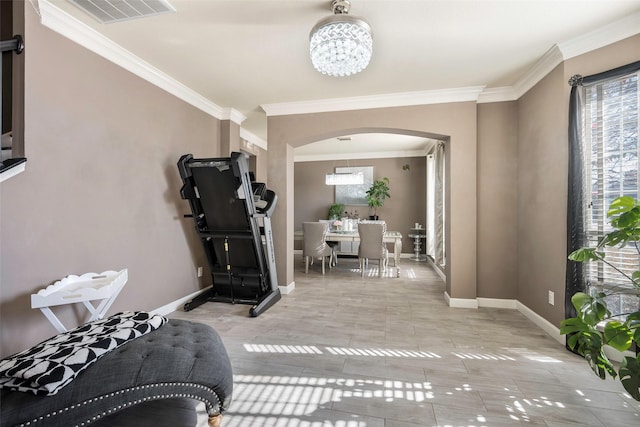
[
  {"left": 408, "top": 228, "right": 426, "bottom": 261},
  {"left": 31, "top": 269, "right": 128, "bottom": 333}
]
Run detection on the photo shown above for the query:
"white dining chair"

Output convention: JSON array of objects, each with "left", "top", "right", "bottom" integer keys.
[
  {"left": 303, "top": 222, "right": 334, "bottom": 274},
  {"left": 357, "top": 222, "right": 388, "bottom": 277}
]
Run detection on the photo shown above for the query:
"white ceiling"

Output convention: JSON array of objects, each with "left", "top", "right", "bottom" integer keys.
[{"left": 38, "top": 0, "right": 640, "bottom": 158}]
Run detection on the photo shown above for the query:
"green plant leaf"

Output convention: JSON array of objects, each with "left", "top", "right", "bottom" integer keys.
[
  {"left": 601, "top": 230, "right": 632, "bottom": 247},
  {"left": 570, "top": 292, "right": 592, "bottom": 309},
  {"left": 568, "top": 248, "right": 603, "bottom": 262},
  {"left": 614, "top": 207, "right": 640, "bottom": 229},
  {"left": 603, "top": 321, "right": 633, "bottom": 352},
  {"left": 626, "top": 312, "right": 640, "bottom": 322},
  {"left": 566, "top": 196, "right": 640, "bottom": 401},
  {"left": 608, "top": 196, "right": 636, "bottom": 217},
  {"left": 560, "top": 317, "right": 590, "bottom": 336},
  {"left": 584, "top": 344, "right": 616, "bottom": 380},
  {"left": 570, "top": 292, "right": 609, "bottom": 324},
  {"left": 620, "top": 355, "right": 640, "bottom": 401}
]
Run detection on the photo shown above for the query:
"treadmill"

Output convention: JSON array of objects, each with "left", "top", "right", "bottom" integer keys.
[{"left": 177, "top": 152, "right": 281, "bottom": 317}]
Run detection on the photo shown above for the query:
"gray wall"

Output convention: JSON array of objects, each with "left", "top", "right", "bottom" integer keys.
[
  {"left": 516, "top": 34, "right": 640, "bottom": 328},
  {"left": 477, "top": 102, "right": 518, "bottom": 299},
  {"left": 0, "top": 4, "right": 221, "bottom": 357},
  {"left": 294, "top": 156, "right": 427, "bottom": 252},
  {"left": 267, "top": 104, "right": 477, "bottom": 300}
]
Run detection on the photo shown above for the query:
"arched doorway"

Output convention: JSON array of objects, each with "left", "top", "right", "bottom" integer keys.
[
  {"left": 292, "top": 131, "right": 445, "bottom": 276},
  {"left": 266, "top": 102, "right": 479, "bottom": 304}
]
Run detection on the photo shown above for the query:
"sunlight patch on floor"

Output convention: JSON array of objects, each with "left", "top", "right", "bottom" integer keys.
[
  {"left": 243, "top": 344, "right": 323, "bottom": 354},
  {"left": 225, "top": 374, "right": 551, "bottom": 427},
  {"left": 452, "top": 352, "right": 516, "bottom": 361},
  {"left": 326, "top": 346, "right": 441, "bottom": 358}
]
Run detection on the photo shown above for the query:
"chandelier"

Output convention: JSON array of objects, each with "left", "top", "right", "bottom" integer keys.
[
  {"left": 309, "top": 0, "right": 373, "bottom": 77},
  {"left": 325, "top": 172, "right": 364, "bottom": 185}
]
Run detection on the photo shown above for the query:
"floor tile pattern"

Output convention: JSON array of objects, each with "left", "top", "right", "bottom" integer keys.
[{"left": 171, "top": 257, "right": 640, "bottom": 427}]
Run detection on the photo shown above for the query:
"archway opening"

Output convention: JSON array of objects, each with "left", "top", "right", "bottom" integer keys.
[{"left": 292, "top": 129, "right": 447, "bottom": 280}]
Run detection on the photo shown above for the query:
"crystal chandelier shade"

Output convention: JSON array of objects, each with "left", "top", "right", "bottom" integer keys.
[{"left": 309, "top": 1, "right": 372, "bottom": 77}]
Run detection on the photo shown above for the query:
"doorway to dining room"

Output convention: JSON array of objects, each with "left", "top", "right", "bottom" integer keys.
[{"left": 292, "top": 130, "right": 446, "bottom": 279}]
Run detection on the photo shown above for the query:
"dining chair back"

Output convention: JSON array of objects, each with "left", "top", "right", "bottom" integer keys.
[
  {"left": 302, "top": 222, "right": 334, "bottom": 274},
  {"left": 357, "top": 222, "right": 388, "bottom": 277}
]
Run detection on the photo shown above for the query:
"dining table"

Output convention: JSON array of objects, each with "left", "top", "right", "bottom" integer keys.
[{"left": 295, "top": 230, "right": 403, "bottom": 267}]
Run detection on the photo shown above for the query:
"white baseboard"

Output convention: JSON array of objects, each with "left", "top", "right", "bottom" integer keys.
[
  {"left": 477, "top": 297, "right": 518, "bottom": 309},
  {"left": 444, "top": 291, "right": 478, "bottom": 308},
  {"left": 279, "top": 281, "right": 295, "bottom": 295},
  {"left": 443, "top": 295, "right": 564, "bottom": 345},
  {"left": 151, "top": 287, "right": 211, "bottom": 316},
  {"left": 516, "top": 301, "right": 564, "bottom": 345},
  {"left": 426, "top": 256, "right": 446, "bottom": 281}
]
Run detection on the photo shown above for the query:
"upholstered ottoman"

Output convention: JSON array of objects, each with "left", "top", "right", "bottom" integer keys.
[{"left": 0, "top": 318, "right": 233, "bottom": 427}]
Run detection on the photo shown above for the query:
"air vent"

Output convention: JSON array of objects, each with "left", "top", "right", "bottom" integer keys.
[{"left": 69, "top": 0, "right": 176, "bottom": 24}]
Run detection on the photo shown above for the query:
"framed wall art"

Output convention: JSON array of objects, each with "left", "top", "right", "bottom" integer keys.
[{"left": 334, "top": 166, "right": 373, "bottom": 206}]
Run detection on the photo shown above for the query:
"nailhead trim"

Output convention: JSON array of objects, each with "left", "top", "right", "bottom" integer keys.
[{"left": 17, "top": 383, "right": 222, "bottom": 427}]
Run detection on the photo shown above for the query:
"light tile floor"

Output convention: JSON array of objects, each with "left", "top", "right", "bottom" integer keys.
[{"left": 170, "top": 257, "right": 640, "bottom": 427}]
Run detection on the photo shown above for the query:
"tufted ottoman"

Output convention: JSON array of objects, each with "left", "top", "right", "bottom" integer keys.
[{"left": 0, "top": 319, "right": 233, "bottom": 427}]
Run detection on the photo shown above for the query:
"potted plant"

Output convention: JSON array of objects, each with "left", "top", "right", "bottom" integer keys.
[
  {"left": 328, "top": 203, "right": 344, "bottom": 220},
  {"left": 561, "top": 196, "right": 640, "bottom": 401},
  {"left": 365, "top": 177, "right": 390, "bottom": 220}
]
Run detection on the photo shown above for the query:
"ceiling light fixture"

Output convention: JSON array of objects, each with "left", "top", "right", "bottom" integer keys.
[
  {"left": 325, "top": 172, "right": 364, "bottom": 185},
  {"left": 309, "top": 0, "right": 373, "bottom": 77}
]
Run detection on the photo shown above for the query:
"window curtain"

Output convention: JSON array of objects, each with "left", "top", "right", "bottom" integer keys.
[
  {"left": 566, "top": 60, "right": 640, "bottom": 324},
  {"left": 434, "top": 142, "right": 445, "bottom": 267},
  {"left": 426, "top": 154, "right": 436, "bottom": 257},
  {"left": 426, "top": 142, "right": 445, "bottom": 267}
]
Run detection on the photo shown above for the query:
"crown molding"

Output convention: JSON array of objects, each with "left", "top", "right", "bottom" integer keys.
[
  {"left": 35, "top": 0, "right": 640, "bottom": 141},
  {"left": 557, "top": 10, "right": 640, "bottom": 60},
  {"left": 477, "top": 86, "right": 518, "bottom": 103},
  {"left": 37, "top": 0, "right": 227, "bottom": 120},
  {"left": 262, "top": 86, "right": 486, "bottom": 117},
  {"left": 512, "top": 45, "right": 565, "bottom": 100},
  {"left": 219, "top": 108, "right": 246, "bottom": 125},
  {"left": 240, "top": 128, "right": 268, "bottom": 151}
]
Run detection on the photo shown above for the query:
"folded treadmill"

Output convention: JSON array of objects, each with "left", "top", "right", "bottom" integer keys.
[{"left": 177, "top": 152, "right": 281, "bottom": 317}]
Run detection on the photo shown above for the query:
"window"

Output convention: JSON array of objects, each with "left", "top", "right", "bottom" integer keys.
[{"left": 583, "top": 70, "right": 640, "bottom": 317}]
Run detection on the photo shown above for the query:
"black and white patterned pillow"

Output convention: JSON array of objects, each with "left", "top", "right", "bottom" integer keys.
[{"left": 0, "top": 311, "right": 167, "bottom": 395}]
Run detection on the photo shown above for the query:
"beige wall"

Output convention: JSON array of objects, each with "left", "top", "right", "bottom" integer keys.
[
  {"left": 516, "top": 65, "right": 567, "bottom": 324},
  {"left": 477, "top": 102, "right": 518, "bottom": 299},
  {"left": 516, "top": 34, "right": 640, "bottom": 328},
  {"left": 268, "top": 103, "right": 477, "bottom": 299},
  {"left": 256, "top": 146, "right": 268, "bottom": 183},
  {"left": 0, "top": 5, "right": 221, "bottom": 357},
  {"left": 294, "top": 157, "right": 427, "bottom": 252}
]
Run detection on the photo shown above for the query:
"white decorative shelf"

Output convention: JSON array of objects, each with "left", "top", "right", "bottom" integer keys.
[
  {"left": 31, "top": 269, "right": 128, "bottom": 333},
  {"left": 0, "top": 159, "right": 26, "bottom": 183}
]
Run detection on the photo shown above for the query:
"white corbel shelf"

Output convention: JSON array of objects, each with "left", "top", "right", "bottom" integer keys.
[
  {"left": 31, "top": 269, "right": 128, "bottom": 333},
  {"left": 0, "top": 158, "right": 26, "bottom": 183}
]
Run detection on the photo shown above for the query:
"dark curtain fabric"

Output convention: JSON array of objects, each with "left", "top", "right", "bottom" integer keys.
[
  {"left": 566, "top": 60, "right": 640, "bottom": 325},
  {"left": 565, "top": 80, "right": 586, "bottom": 321}
]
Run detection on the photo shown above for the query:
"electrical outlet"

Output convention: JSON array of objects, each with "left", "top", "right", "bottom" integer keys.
[
  {"left": 548, "top": 290, "right": 555, "bottom": 305},
  {"left": 197, "top": 266, "right": 203, "bottom": 277}
]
